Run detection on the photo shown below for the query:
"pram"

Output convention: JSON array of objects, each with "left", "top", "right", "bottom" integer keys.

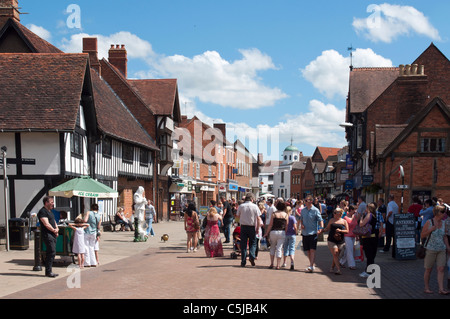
[{"left": 230, "top": 225, "right": 241, "bottom": 259}]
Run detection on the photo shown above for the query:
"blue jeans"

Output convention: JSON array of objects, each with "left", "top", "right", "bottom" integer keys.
[
  {"left": 284, "top": 235, "right": 296, "bottom": 256},
  {"left": 240, "top": 225, "right": 257, "bottom": 266},
  {"left": 146, "top": 218, "right": 154, "bottom": 236},
  {"left": 222, "top": 218, "right": 233, "bottom": 242}
]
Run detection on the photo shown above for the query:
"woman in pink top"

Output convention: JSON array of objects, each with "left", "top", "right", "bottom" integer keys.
[{"left": 340, "top": 205, "right": 358, "bottom": 270}]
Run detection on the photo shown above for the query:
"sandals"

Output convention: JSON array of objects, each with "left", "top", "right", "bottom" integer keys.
[{"left": 439, "top": 290, "right": 449, "bottom": 295}]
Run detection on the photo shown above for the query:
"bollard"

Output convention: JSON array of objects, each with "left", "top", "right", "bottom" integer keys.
[{"left": 33, "top": 229, "right": 42, "bottom": 271}]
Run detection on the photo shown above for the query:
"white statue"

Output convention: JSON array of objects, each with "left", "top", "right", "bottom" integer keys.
[{"left": 133, "top": 186, "right": 147, "bottom": 242}]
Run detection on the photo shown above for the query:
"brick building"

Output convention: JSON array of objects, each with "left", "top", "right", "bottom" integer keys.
[
  {"left": 345, "top": 43, "right": 450, "bottom": 204},
  {"left": 0, "top": 15, "right": 160, "bottom": 226}
]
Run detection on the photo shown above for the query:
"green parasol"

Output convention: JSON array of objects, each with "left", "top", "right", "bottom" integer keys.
[{"left": 49, "top": 176, "right": 118, "bottom": 198}]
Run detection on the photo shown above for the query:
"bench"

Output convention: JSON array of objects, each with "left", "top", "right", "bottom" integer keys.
[{"left": 102, "top": 215, "right": 121, "bottom": 232}]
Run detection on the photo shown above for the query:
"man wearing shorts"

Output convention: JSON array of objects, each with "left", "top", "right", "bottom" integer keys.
[{"left": 300, "top": 195, "right": 324, "bottom": 272}]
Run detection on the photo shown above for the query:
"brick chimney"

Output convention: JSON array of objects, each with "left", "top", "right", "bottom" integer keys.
[
  {"left": 108, "top": 44, "right": 127, "bottom": 78},
  {"left": 257, "top": 153, "right": 264, "bottom": 165},
  {"left": 82, "top": 37, "right": 101, "bottom": 75},
  {"left": 0, "top": 0, "right": 20, "bottom": 28}
]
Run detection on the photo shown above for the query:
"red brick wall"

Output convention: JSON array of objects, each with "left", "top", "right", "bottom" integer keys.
[
  {"left": 367, "top": 44, "right": 450, "bottom": 147},
  {"left": 376, "top": 102, "right": 450, "bottom": 204},
  {"left": 291, "top": 170, "right": 304, "bottom": 199}
]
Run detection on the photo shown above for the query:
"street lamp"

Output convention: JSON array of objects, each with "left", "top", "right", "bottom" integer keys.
[
  {"left": 1, "top": 146, "right": 9, "bottom": 251},
  {"left": 339, "top": 122, "right": 353, "bottom": 128}
]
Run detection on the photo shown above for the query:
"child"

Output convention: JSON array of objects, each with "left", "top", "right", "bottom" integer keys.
[
  {"left": 69, "top": 218, "right": 89, "bottom": 269},
  {"left": 232, "top": 224, "right": 241, "bottom": 256},
  {"left": 283, "top": 206, "right": 297, "bottom": 270}
]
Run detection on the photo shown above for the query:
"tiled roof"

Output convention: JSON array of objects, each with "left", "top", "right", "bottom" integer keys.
[
  {"left": 0, "top": 53, "right": 88, "bottom": 131},
  {"left": 0, "top": 19, "right": 63, "bottom": 53},
  {"left": 349, "top": 67, "right": 399, "bottom": 113},
  {"left": 317, "top": 147, "right": 341, "bottom": 161},
  {"left": 128, "top": 79, "right": 178, "bottom": 116},
  {"left": 375, "top": 124, "right": 407, "bottom": 155},
  {"left": 292, "top": 158, "right": 310, "bottom": 170},
  {"left": 90, "top": 70, "right": 158, "bottom": 151}
]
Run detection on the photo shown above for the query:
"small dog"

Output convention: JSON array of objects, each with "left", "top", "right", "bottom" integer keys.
[{"left": 161, "top": 234, "right": 169, "bottom": 242}]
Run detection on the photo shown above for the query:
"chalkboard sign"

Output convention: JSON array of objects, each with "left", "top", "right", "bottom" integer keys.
[{"left": 394, "top": 213, "right": 416, "bottom": 260}]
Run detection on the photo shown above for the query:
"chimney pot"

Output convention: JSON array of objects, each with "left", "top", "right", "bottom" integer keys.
[
  {"left": 418, "top": 65, "right": 425, "bottom": 75},
  {"left": 411, "top": 64, "right": 418, "bottom": 75},
  {"left": 405, "top": 64, "right": 411, "bottom": 76},
  {"left": 399, "top": 64, "right": 405, "bottom": 76}
]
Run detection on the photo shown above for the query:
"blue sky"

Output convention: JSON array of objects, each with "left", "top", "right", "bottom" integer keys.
[{"left": 19, "top": 0, "right": 449, "bottom": 160}]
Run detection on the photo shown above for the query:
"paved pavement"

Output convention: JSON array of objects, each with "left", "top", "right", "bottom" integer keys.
[{"left": 0, "top": 220, "right": 449, "bottom": 301}]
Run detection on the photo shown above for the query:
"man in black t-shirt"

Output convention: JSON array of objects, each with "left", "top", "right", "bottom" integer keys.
[
  {"left": 37, "top": 196, "right": 59, "bottom": 277},
  {"left": 221, "top": 196, "right": 233, "bottom": 243}
]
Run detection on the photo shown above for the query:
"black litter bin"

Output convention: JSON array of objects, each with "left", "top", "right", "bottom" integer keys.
[{"left": 9, "top": 218, "right": 29, "bottom": 250}]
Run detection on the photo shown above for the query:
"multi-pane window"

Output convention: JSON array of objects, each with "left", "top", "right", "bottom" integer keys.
[
  {"left": 183, "top": 161, "right": 189, "bottom": 176},
  {"left": 420, "top": 138, "right": 446, "bottom": 153},
  {"left": 71, "top": 131, "right": 83, "bottom": 157},
  {"left": 102, "top": 137, "right": 112, "bottom": 158},
  {"left": 356, "top": 123, "right": 363, "bottom": 149},
  {"left": 196, "top": 162, "right": 200, "bottom": 179},
  {"left": 122, "top": 144, "right": 134, "bottom": 163},
  {"left": 140, "top": 149, "right": 149, "bottom": 166}
]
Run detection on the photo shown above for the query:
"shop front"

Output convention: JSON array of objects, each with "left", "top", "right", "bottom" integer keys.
[
  {"left": 169, "top": 178, "right": 196, "bottom": 220},
  {"left": 197, "top": 182, "right": 217, "bottom": 207},
  {"left": 228, "top": 181, "right": 239, "bottom": 201}
]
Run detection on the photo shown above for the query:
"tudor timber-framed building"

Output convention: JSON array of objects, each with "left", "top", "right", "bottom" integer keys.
[{"left": 344, "top": 43, "right": 450, "bottom": 205}]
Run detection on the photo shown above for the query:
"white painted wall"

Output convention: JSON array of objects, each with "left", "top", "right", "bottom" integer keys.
[{"left": 21, "top": 133, "right": 60, "bottom": 175}]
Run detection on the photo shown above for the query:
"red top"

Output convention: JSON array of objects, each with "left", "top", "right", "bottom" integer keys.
[{"left": 408, "top": 203, "right": 423, "bottom": 218}]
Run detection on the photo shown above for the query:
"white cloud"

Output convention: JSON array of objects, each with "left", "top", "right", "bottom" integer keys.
[
  {"left": 151, "top": 48, "right": 288, "bottom": 109},
  {"left": 26, "top": 24, "right": 52, "bottom": 42},
  {"left": 301, "top": 48, "right": 393, "bottom": 100},
  {"left": 353, "top": 3, "right": 441, "bottom": 43},
  {"left": 61, "top": 31, "right": 287, "bottom": 110},
  {"left": 180, "top": 96, "right": 346, "bottom": 159},
  {"left": 59, "top": 31, "right": 156, "bottom": 61}
]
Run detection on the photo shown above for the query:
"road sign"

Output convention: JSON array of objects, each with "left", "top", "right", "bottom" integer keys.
[
  {"left": 345, "top": 180, "right": 353, "bottom": 190},
  {"left": 397, "top": 184, "right": 409, "bottom": 189}
]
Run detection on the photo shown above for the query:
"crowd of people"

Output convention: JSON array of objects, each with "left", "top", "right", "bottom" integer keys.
[
  {"left": 181, "top": 192, "right": 450, "bottom": 294},
  {"left": 36, "top": 190, "right": 450, "bottom": 294}
]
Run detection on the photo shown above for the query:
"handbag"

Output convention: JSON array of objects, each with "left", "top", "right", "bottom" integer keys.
[
  {"left": 416, "top": 219, "right": 433, "bottom": 259},
  {"left": 193, "top": 213, "right": 200, "bottom": 231},
  {"left": 353, "top": 214, "right": 372, "bottom": 237}
]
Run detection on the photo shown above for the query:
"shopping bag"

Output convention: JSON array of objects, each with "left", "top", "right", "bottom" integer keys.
[
  {"left": 260, "top": 237, "right": 268, "bottom": 251},
  {"left": 354, "top": 240, "right": 364, "bottom": 262}
]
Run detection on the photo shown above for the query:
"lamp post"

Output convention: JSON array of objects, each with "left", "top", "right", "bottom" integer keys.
[{"left": 1, "top": 146, "right": 9, "bottom": 251}]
